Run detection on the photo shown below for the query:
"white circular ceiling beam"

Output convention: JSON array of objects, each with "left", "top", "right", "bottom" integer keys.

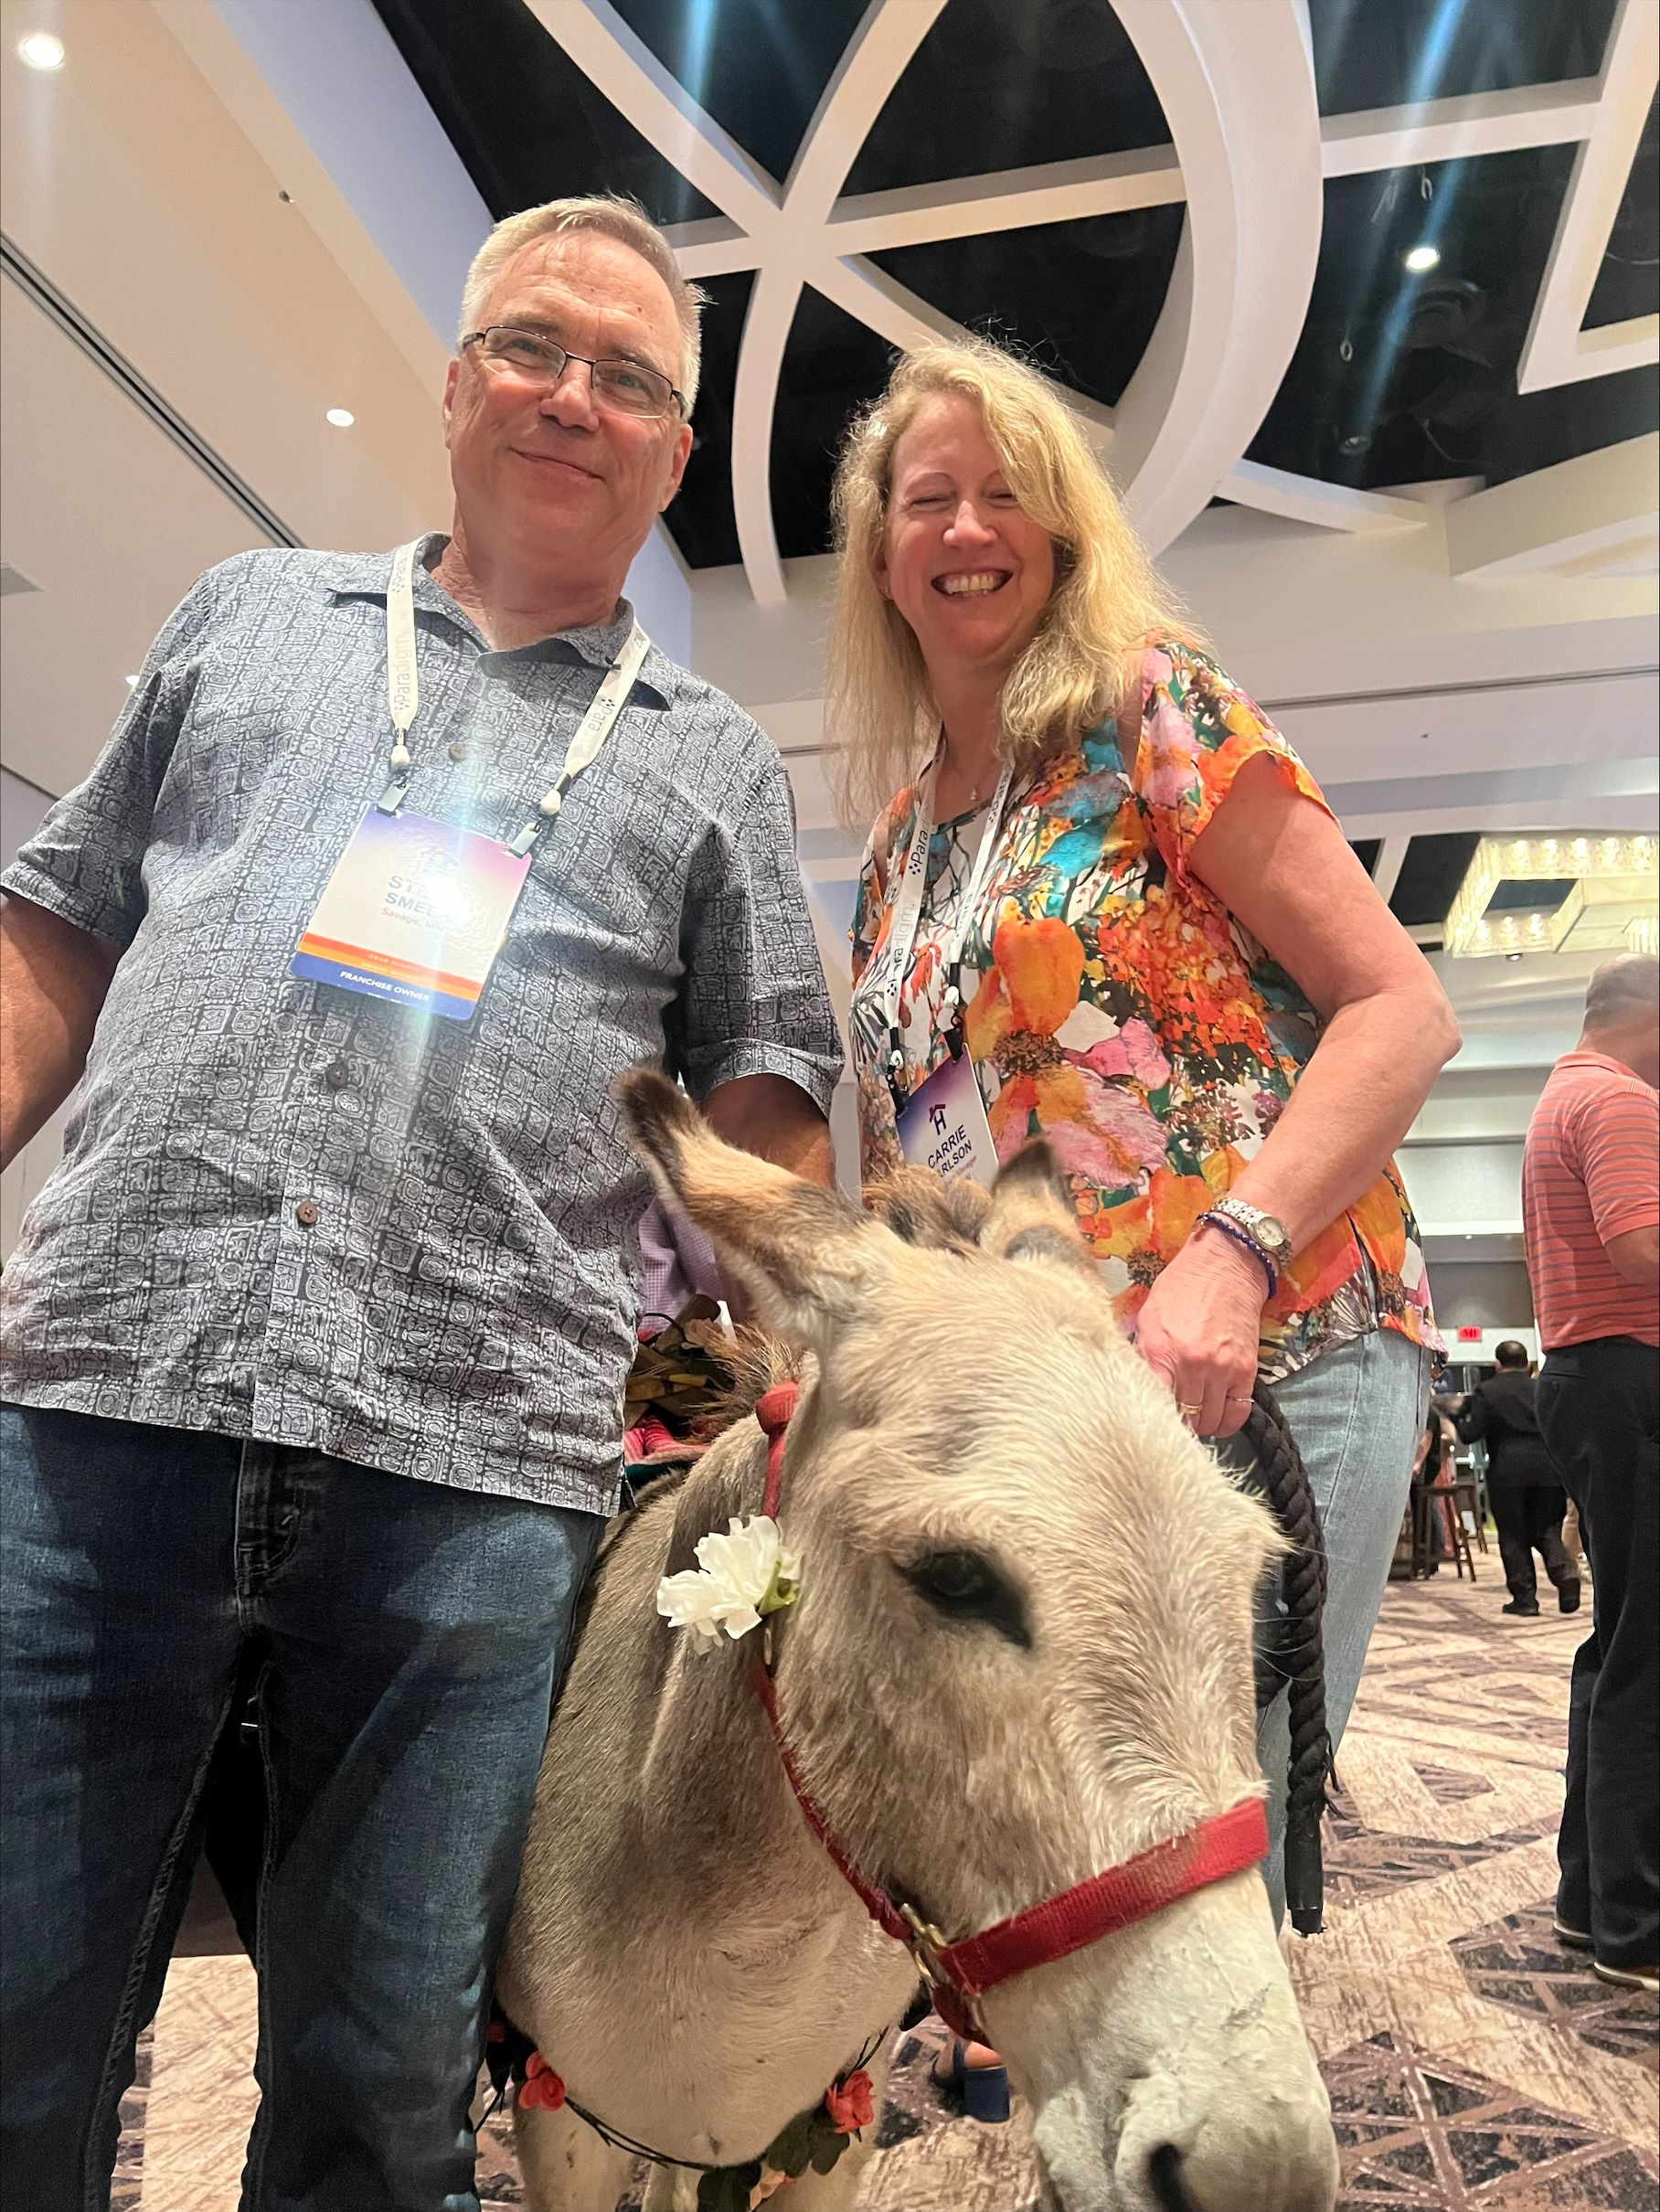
[
  {"left": 1105, "top": 0, "right": 1323, "bottom": 552},
  {"left": 725, "top": 0, "right": 949, "bottom": 603}
]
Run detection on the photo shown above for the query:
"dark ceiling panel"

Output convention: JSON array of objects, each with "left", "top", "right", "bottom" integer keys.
[
  {"left": 770, "top": 289, "right": 895, "bottom": 561},
  {"left": 1247, "top": 144, "right": 1659, "bottom": 490},
  {"left": 609, "top": 0, "right": 869, "bottom": 185},
  {"left": 370, "top": 0, "right": 1649, "bottom": 571},
  {"left": 1586, "top": 94, "right": 1658, "bottom": 332},
  {"left": 370, "top": 0, "right": 719, "bottom": 224},
  {"left": 1349, "top": 837, "right": 1382, "bottom": 877},
  {"left": 1308, "top": 0, "right": 1621, "bottom": 117},
  {"left": 871, "top": 207, "right": 1184, "bottom": 414},
  {"left": 663, "top": 273, "right": 752, "bottom": 571},
  {"left": 845, "top": 0, "right": 1165, "bottom": 197},
  {"left": 1389, "top": 833, "right": 1482, "bottom": 928}
]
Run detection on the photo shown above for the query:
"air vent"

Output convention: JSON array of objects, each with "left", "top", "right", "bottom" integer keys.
[{"left": 0, "top": 563, "right": 40, "bottom": 597}]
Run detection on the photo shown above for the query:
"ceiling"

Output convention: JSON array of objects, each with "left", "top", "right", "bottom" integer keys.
[
  {"left": 1, "top": 0, "right": 1656, "bottom": 1260},
  {"left": 374, "top": 0, "right": 1656, "bottom": 570}
]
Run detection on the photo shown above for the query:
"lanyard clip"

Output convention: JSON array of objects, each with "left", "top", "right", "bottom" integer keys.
[
  {"left": 376, "top": 774, "right": 410, "bottom": 816},
  {"left": 943, "top": 967, "right": 967, "bottom": 1058},
  {"left": 885, "top": 1029, "right": 910, "bottom": 1117}
]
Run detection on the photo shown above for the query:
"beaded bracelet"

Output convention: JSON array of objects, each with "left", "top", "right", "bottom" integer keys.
[{"left": 1196, "top": 1208, "right": 1279, "bottom": 1298}]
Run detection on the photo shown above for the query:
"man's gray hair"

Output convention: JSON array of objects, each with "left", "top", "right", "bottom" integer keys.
[
  {"left": 458, "top": 194, "right": 707, "bottom": 412},
  {"left": 1583, "top": 952, "right": 1660, "bottom": 1031}
]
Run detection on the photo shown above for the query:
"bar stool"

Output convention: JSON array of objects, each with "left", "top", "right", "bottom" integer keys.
[
  {"left": 1458, "top": 1467, "right": 1489, "bottom": 1554},
  {"left": 1413, "top": 1473, "right": 1477, "bottom": 1580}
]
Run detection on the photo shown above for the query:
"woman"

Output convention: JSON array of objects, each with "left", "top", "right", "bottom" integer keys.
[{"left": 829, "top": 339, "right": 1459, "bottom": 2109}]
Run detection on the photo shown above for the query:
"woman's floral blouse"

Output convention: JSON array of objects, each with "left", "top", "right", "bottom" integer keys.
[{"left": 848, "top": 640, "right": 1441, "bottom": 1383}]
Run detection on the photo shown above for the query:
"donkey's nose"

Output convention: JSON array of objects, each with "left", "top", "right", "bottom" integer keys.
[{"left": 1146, "top": 2131, "right": 1338, "bottom": 2212}]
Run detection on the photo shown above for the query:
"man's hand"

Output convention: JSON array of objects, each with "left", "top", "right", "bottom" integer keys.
[
  {"left": 1, "top": 896, "right": 121, "bottom": 1172},
  {"left": 698, "top": 1073, "right": 837, "bottom": 1323},
  {"left": 702, "top": 1071, "right": 836, "bottom": 1191}
]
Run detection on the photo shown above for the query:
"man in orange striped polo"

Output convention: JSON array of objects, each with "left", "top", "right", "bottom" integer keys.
[{"left": 1522, "top": 952, "right": 1658, "bottom": 1994}]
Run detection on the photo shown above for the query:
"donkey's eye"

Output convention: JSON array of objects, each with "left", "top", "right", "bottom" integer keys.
[{"left": 900, "top": 1550, "right": 1030, "bottom": 1648}]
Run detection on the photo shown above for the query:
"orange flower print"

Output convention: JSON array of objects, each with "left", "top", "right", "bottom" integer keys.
[
  {"left": 851, "top": 639, "right": 1442, "bottom": 1379},
  {"left": 1346, "top": 1172, "right": 1409, "bottom": 1277},
  {"left": 966, "top": 914, "right": 1166, "bottom": 1186},
  {"left": 965, "top": 912, "right": 1084, "bottom": 1054}
]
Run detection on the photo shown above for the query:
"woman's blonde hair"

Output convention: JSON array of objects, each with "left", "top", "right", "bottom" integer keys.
[{"left": 827, "top": 337, "right": 1198, "bottom": 832}]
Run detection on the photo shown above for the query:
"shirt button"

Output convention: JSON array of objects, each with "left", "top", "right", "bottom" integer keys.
[
  {"left": 294, "top": 1200, "right": 320, "bottom": 1228},
  {"left": 448, "top": 740, "right": 470, "bottom": 761},
  {"left": 323, "top": 1058, "right": 351, "bottom": 1090}
]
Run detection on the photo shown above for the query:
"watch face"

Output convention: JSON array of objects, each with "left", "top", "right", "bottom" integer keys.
[{"left": 1256, "top": 1215, "right": 1292, "bottom": 1257}]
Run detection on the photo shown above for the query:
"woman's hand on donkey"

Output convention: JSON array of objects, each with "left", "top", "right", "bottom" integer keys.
[{"left": 1133, "top": 1229, "right": 1269, "bottom": 1439}]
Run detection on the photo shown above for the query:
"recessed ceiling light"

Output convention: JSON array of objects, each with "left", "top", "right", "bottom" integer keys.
[
  {"left": 325, "top": 407, "right": 355, "bottom": 429},
  {"left": 1404, "top": 243, "right": 1441, "bottom": 274},
  {"left": 16, "top": 30, "right": 65, "bottom": 69}
]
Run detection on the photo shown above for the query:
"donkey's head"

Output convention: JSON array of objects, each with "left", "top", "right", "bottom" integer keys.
[{"left": 622, "top": 1071, "right": 1337, "bottom": 2212}]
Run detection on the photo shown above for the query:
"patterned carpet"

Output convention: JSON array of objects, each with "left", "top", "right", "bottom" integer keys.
[{"left": 120, "top": 1575, "right": 1657, "bottom": 2210}]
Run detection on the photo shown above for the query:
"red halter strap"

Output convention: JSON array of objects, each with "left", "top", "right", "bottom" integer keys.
[
  {"left": 754, "top": 1382, "right": 797, "bottom": 1521},
  {"left": 745, "top": 1380, "right": 1269, "bottom": 2040}
]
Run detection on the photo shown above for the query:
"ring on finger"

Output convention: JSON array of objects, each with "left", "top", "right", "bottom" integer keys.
[{"left": 1176, "top": 1400, "right": 1203, "bottom": 1419}]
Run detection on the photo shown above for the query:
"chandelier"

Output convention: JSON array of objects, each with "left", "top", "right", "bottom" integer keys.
[{"left": 1442, "top": 834, "right": 1658, "bottom": 960}]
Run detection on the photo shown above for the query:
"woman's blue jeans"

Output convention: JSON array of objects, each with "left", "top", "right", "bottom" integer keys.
[
  {"left": 1219, "top": 1327, "right": 1431, "bottom": 1921},
  {"left": 0, "top": 1406, "right": 602, "bottom": 2212}
]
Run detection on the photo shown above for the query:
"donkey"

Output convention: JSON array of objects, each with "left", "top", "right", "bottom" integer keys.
[{"left": 496, "top": 1070, "right": 1339, "bottom": 2212}]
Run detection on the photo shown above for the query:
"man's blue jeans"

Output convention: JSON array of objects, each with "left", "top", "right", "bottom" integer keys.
[{"left": 0, "top": 1407, "right": 602, "bottom": 2212}]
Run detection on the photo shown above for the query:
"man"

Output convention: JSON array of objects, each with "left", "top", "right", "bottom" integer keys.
[
  {"left": 0, "top": 197, "right": 841, "bottom": 2209},
  {"left": 1521, "top": 951, "right": 1658, "bottom": 1996},
  {"left": 1454, "top": 1341, "right": 1579, "bottom": 1618}
]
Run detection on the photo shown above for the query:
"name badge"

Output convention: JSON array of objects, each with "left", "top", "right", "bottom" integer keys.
[
  {"left": 290, "top": 807, "right": 531, "bottom": 1023},
  {"left": 896, "top": 1049, "right": 1000, "bottom": 1187}
]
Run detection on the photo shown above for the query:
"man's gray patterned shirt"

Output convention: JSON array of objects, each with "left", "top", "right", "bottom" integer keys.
[{"left": 0, "top": 541, "right": 842, "bottom": 1512}]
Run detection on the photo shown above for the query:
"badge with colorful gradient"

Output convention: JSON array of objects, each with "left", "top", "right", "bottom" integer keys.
[
  {"left": 896, "top": 1048, "right": 999, "bottom": 1186},
  {"left": 291, "top": 807, "right": 531, "bottom": 1022}
]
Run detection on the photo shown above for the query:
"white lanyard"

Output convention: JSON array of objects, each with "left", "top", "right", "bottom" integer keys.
[
  {"left": 379, "top": 538, "right": 651, "bottom": 856},
  {"left": 879, "top": 746, "right": 1016, "bottom": 1099}
]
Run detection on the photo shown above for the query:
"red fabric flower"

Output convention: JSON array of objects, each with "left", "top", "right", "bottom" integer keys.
[
  {"left": 519, "top": 2051, "right": 567, "bottom": 2111},
  {"left": 824, "top": 2069, "right": 875, "bottom": 2135}
]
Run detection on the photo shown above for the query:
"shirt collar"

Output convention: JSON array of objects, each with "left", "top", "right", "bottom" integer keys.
[{"left": 326, "top": 535, "right": 668, "bottom": 705}]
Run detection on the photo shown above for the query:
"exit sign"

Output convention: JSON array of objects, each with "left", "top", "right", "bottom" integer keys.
[{"left": 1456, "top": 1326, "right": 1484, "bottom": 1342}]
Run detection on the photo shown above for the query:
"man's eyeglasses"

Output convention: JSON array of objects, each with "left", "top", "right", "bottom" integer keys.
[{"left": 461, "top": 326, "right": 686, "bottom": 420}]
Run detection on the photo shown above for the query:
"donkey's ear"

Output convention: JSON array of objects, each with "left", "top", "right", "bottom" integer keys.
[
  {"left": 617, "top": 1069, "right": 891, "bottom": 1343},
  {"left": 868, "top": 1165, "right": 991, "bottom": 1253},
  {"left": 980, "top": 1139, "right": 1097, "bottom": 1278}
]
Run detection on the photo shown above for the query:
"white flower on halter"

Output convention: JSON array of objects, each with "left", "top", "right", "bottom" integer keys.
[{"left": 656, "top": 1515, "right": 801, "bottom": 1649}]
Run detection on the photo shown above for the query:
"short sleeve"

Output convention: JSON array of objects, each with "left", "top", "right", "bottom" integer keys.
[
  {"left": 849, "top": 786, "right": 915, "bottom": 990},
  {"left": 1130, "top": 641, "right": 1334, "bottom": 890},
  {"left": 0, "top": 566, "right": 229, "bottom": 949},
  {"left": 666, "top": 752, "right": 844, "bottom": 1113},
  {"left": 1577, "top": 1080, "right": 1660, "bottom": 1244}
]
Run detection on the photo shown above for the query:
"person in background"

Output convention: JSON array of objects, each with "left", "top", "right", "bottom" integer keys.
[
  {"left": 1454, "top": 1341, "right": 1578, "bottom": 1618},
  {"left": 1409, "top": 1393, "right": 1456, "bottom": 1572},
  {"left": 1522, "top": 952, "right": 1658, "bottom": 1995},
  {"left": 828, "top": 336, "right": 1460, "bottom": 2111},
  {"left": 0, "top": 194, "right": 841, "bottom": 2209}
]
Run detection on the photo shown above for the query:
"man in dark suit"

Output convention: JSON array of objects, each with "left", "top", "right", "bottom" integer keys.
[{"left": 1456, "top": 1342, "right": 1580, "bottom": 1618}]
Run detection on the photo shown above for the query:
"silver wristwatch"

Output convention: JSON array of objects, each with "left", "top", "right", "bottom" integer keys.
[{"left": 1208, "top": 1196, "right": 1292, "bottom": 1267}]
